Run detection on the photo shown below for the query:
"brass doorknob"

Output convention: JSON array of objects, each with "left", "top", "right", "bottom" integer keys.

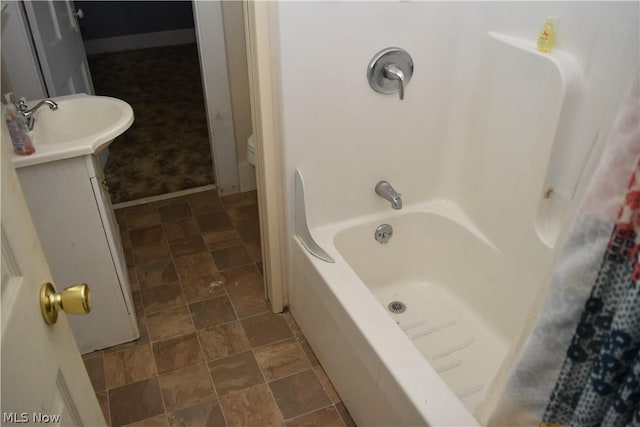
[{"left": 40, "top": 282, "right": 91, "bottom": 325}]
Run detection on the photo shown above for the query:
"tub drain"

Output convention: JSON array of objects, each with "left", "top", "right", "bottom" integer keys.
[{"left": 388, "top": 301, "right": 406, "bottom": 314}]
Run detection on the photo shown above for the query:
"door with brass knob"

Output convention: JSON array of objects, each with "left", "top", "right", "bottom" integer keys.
[
  {"left": 40, "top": 282, "right": 92, "bottom": 325},
  {"left": 1, "top": 119, "right": 106, "bottom": 425}
]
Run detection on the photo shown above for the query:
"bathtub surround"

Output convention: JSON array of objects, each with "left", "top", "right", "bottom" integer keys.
[
  {"left": 82, "top": 189, "right": 355, "bottom": 426},
  {"left": 262, "top": 1, "right": 640, "bottom": 425},
  {"left": 89, "top": 44, "right": 214, "bottom": 203}
]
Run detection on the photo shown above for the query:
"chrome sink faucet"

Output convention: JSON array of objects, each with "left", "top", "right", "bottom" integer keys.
[
  {"left": 375, "top": 180, "right": 402, "bottom": 210},
  {"left": 17, "top": 98, "right": 58, "bottom": 131}
]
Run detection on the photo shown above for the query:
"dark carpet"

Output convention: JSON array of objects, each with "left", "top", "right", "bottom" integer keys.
[{"left": 89, "top": 44, "right": 214, "bottom": 203}]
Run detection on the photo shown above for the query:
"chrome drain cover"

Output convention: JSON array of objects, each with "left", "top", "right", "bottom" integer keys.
[{"left": 388, "top": 301, "right": 406, "bottom": 314}]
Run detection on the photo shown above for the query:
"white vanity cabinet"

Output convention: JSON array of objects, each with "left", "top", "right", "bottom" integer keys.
[{"left": 16, "top": 153, "right": 139, "bottom": 353}]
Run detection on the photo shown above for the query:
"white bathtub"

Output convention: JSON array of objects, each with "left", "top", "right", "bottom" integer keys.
[{"left": 290, "top": 200, "right": 544, "bottom": 426}]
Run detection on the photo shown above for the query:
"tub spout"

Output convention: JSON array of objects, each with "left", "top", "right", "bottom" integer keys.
[{"left": 375, "top": 181, "right": 402, "bottom": 210}]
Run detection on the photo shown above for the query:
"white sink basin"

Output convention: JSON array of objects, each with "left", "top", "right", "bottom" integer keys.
[{"left": 12, "top": 93, "right": 134, "bottom": 168}]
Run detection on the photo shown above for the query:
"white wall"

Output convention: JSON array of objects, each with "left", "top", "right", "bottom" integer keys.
[
  {"left": 278, "top": 2, "right": 450, "bottom": 228},
  {"left": 275, "top": 1, "right": 638, "bottom": 248}
]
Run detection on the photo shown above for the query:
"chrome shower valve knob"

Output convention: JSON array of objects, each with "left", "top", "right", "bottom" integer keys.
[{"left": 367, "top": 47, "right": 414, "bottom": 101}]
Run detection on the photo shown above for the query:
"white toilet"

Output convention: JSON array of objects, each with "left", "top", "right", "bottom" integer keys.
[
  {"left": 247, "top": 134, "right": 256, "bottom": 167},
  {"left": 239, "top": 134, "right": 257, "bottom": 192}
]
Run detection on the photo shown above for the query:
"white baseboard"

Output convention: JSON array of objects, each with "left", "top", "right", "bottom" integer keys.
[
  {"left": 84, "top": 29, "right": 196, "bottom": 55},
  {"left": 239, "top": 161, "right": 257, "bottom": 193}
]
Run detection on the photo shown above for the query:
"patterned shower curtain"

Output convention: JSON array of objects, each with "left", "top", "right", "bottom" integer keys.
[
  {"left": 488, "top": 75, "right": 640, "bottom": 427},
  {"left": 542, "top": 159, "right": 640, "bottom": 426}
]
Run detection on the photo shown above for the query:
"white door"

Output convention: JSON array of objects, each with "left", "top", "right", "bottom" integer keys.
[
  {"left": 0, "top": 120, "right": 105, "bottom": 424},
  {"left": 22, "top": 0, "right": 94, "bottom": 96}
]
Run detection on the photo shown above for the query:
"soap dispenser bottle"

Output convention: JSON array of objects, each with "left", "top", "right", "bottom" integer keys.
[
  {"left": 537, "top": 17, "right": 555, "bottom": 53},
  {"left": 3, "top": 93, "right": 35, "bottom": 155}
]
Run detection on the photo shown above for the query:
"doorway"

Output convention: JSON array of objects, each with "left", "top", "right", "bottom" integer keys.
[
  {"left": 2, "top": 1, "right": 274, "bottom": 299},
  {"left": 2, "top": 0, "right": 254, "bottom": 204},
  {"left": 76, "top": 1, "right": 213, "bottom": 203}
]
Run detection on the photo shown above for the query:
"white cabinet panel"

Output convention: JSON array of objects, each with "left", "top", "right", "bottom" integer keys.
[{"left": 16, "top": 155, "right": 138, "bottom": 353}]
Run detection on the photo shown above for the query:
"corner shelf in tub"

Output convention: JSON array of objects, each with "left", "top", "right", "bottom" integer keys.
[
  {"left": 294, "top": 169, "right": 335, "bottom": 263},
  {"left": 486, "top": 32, "right": 589, "bottom": 248}
]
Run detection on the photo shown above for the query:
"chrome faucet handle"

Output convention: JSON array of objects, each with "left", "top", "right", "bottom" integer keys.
[
  {"left": 383, "top": 64, "right": 406, "bottom": 100},
  {"left": 367, "top": 47, "right": 413, "bottom": 101},
  {"left": 15, "top": 97, "right": 58, "bottom": 131},
  {"left": 17, "top": 97, "right": 28, "bottom": 113}
]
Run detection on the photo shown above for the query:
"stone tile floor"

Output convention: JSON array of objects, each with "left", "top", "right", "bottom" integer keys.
[{"left": 82, "top": 190, "right": 356, "bottom": 427}]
